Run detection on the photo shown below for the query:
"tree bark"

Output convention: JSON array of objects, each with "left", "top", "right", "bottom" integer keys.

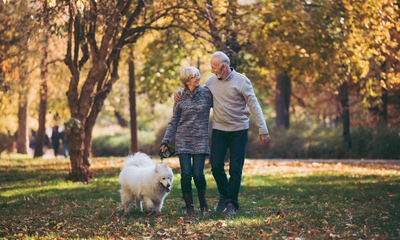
[
  {"left": 275, "top": 71, "right": 291, "bottom": 129},
  {"left": 378, "top": 85, "right": 388, "bottom": 126},
  {"left": 63, "top": 0, "right": 173, "bottom": 182},
  {"left": 34, "top": 4, "right": 49, "bottom": 158},
  {"left": 129, "top": 58, "right": 139, "bottom": 153},
  {"left": 17, "top": 91, "right": 29, "bottom": 154},
  {"left": 66, "top": 124, "right": 91, "bottom": 182},
  {"left": 339, "top": 81, "right": 352, "bottom": 156}
]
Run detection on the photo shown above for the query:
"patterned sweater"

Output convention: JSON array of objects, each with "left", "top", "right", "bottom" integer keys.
[{"left": 161, "top": 86, "right": 213, "bottom": 155}]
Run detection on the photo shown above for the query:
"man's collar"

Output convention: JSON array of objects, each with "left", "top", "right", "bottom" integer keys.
[{"left": 218, "top": 67, "right": 235, "bottom": 81}]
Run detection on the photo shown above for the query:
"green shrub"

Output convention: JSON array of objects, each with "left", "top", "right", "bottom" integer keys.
[
  {"left": 351, "top": 126, "right": 400, "bottom": 159},
  {"left": 92, "top": 132, "right": 130, "bottom": 157},
  {"left": 92, "top": 130, "right": 158, "bottom": 157},
  {"left": 92, "top": 120, "right": 400, "bottom": 159},
  {"left": 246, "top": 120, "right": 399, "bottom": 159}
]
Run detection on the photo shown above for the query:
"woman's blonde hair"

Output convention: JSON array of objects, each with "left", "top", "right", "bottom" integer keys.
[{"left": 180, "top": 67, "right": 200, "bottom": 87}]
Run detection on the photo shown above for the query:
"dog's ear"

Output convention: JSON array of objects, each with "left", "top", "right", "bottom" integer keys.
[
  {"left": 155, "top": 164, "right": 159, "bottom": 173},
  {"left": 163, "top": 162, "right": 172, "bottom": 170},
  {"left": 161, "top": 162, "right": 172, "bottom": 171}
]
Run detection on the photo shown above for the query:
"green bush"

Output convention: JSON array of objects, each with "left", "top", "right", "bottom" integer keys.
[
  {"left": 92, "top": 132, "right": 130, "bottom": 157},
  {"left": 351, "top": 126, "right": 400, "bottom": 159},
  {"left": 92, "top": 130, "right": 157, "bottom": 157},
  {"left": 92, "top": 120, "right": 400, "bottom": 159},
  {"left": 246, "top": 119, "right": 399, "bottom": 159}
]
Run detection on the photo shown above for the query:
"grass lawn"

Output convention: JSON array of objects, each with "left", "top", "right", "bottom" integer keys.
[{"left": 1, "top": 153, "right": 399, "bottom": 239}]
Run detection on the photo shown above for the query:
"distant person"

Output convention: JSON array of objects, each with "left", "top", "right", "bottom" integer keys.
[
  {"left": 174, "top": 51, "right": 270, "bottom": 215},
  {"left": 51, "top": 126, "right": 61, "bottom": 157},
  {"left": 62, "top": 128, "right": 70, "bottom": 158},
  {"left": 29, "top": 135, "right": 36, "bottom": 150}
]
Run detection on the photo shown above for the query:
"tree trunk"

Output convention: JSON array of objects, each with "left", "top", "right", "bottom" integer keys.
[
  {"left": 17, "top": 91, "right": 29, "bottom": 154},
  {"left": 34, "top": 78, "right": 47, "bottom": 158},
  {"left": 66, "top": 124, "right": 91, "bottom": 182},
  {"left": 339, "top": 82, "right": 352, "bottom": 156},
  {"left": 378, "top": 85, "right": 388, "bottom": 126},
  {"left": 275, "top": 71, "right": 291, "bottom": 129},
  {"left": 63, "top": 0, "right": 149, "bottom": 182},
  {"left": 129, "top": 58, "right": 139, "bottom": 153},
  {"left": 34, "top": 5, "right": 49, "bottom": 158}
]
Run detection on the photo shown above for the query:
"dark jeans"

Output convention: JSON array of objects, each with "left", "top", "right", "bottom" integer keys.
[
  {"left": 210, "top": 129, "right": 248, "bottom": 209},
  {"left": 178, "top": 154, "right": 207, "bottom": 194},
  {"left": 53, "top": 143, "right": 60, "bottom": 156}
]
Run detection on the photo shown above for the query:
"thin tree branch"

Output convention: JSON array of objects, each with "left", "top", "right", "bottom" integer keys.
[
  {"left": 87, "top": 0, "right": 98, "bottom": 56},
  {"left": 90, "top": 86, "right": 109, "bottom": 97},
  {"left": 46, "top": 59, "right": 64, "bottom": 67}
]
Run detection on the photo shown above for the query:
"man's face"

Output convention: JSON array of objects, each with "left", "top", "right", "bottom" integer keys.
[{"left": 210, "top": 58, "right": 224, "bottom": 79}]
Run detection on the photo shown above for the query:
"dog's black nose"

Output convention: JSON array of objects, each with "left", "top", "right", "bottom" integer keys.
[{"left": 167, "top": 184, "right": 170, "bottom": 188}]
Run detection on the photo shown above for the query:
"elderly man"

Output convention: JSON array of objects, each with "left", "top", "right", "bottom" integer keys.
[{"left": 175, "top": 51, "right": 270, "bottom": 215}]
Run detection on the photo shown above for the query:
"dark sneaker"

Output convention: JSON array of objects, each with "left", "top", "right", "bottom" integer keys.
[
  {"left": 226, "top": 203, "right": 236, "bottom": 215},
  {"left": 216, "top": 195, "right": 227, "bottom": 212}
]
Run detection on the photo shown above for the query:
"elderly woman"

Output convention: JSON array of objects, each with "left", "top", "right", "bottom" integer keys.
[{"left": 160, "top": 66, "right": 213, "bottom": 215}]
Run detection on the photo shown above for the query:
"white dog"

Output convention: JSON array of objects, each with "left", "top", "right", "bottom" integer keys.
[{"left": 118, "top": 152, "right": 174, "bottom": 214}]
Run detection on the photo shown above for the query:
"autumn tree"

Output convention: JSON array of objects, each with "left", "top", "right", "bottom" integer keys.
[
  {"left": 33, "top": 2, "right": 52, "bottom": 157},
  {"left": 174, "top": 0, "right": 341, "bottom": 130},
  {"left": 248, "top": 0, "right": 348, "bottom": 129},
  {"left": 0, "top": 0, "right": 38, "bottom": 153},
  {"left": 314, "top": 0, "right": 400, "bottom": 154},
  {"left": 356, "top": 1, "right": 400, "bottom": 126},
  {"left": 63, "top": 0, "right": 182, "bottom": 182}
]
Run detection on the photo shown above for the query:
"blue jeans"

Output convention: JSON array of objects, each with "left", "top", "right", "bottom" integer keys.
[
  {"left": 210, "top": 129, "right": 248, "bottom": 209},
  {"left": 178, "top": 154, "right": 207, "bottom": 194}
]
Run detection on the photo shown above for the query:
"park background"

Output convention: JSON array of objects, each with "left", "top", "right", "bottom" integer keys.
[
  {"left": 1, "top": 0, "right": 400, "bottom": 239},
  {"left": 1, "top": 0, "right": 400, "bottom": 166}
]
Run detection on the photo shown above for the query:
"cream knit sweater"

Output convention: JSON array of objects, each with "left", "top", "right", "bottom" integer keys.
[{"left": 205, "top": 69, "right": 269, "bottom": 135}]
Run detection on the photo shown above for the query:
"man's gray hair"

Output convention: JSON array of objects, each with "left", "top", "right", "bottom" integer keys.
[
  {"left": 211, "top": 51, "right": 230, "bottom": 68},
  {"left": 180, "top": 66, "right": 200, "bottom": 87}
]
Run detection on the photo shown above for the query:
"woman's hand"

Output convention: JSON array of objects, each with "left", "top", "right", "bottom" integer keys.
[
  {"left": 160, "top": 145, "right": 168, "bottom": 153},
  {"left": 244, "top": 109, "right": 250, "bottom": 118}
]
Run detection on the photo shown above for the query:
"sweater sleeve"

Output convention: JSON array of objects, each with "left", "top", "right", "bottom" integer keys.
[
  {"left": 204, "top": 86, "right": 213, "bottom": 108},
  {"left": 161, "top": 101, "right": 181, "bottom": 145},
  {"left": 241, "top": 79, "right": 269, "bottom": 135}
]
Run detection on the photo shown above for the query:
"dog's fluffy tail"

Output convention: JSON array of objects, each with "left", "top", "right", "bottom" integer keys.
[{"left": 123, "top": 152, "right": 155, "bottom": 168}]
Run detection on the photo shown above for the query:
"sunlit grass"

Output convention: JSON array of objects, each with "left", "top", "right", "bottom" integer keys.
[{"left": 0, "top": 156, "right": 399, "bottom": 239}]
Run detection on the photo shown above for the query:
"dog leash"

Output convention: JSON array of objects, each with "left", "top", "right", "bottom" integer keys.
[{"left": 158, "top": 145, "right": 175, "bottom": 163}]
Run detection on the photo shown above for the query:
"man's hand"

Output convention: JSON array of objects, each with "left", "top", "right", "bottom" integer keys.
[
  {"left": 259, "top": 134, "right": 270, "bottom": 147},
  {"left": 173, "top": 89, "right": 183, "bottom": 102},
  {"left": 244, "top": 109, "right": 250, "bottom": 118}
]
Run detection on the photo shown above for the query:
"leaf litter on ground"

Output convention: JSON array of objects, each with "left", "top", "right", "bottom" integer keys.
[{"left": 0, "top": 156, "right": 399, "bottom": 239}]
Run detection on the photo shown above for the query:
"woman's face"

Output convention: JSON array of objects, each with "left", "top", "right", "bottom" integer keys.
[{"left": 187, "top": 72, "right": 200, "bottom": 90}]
